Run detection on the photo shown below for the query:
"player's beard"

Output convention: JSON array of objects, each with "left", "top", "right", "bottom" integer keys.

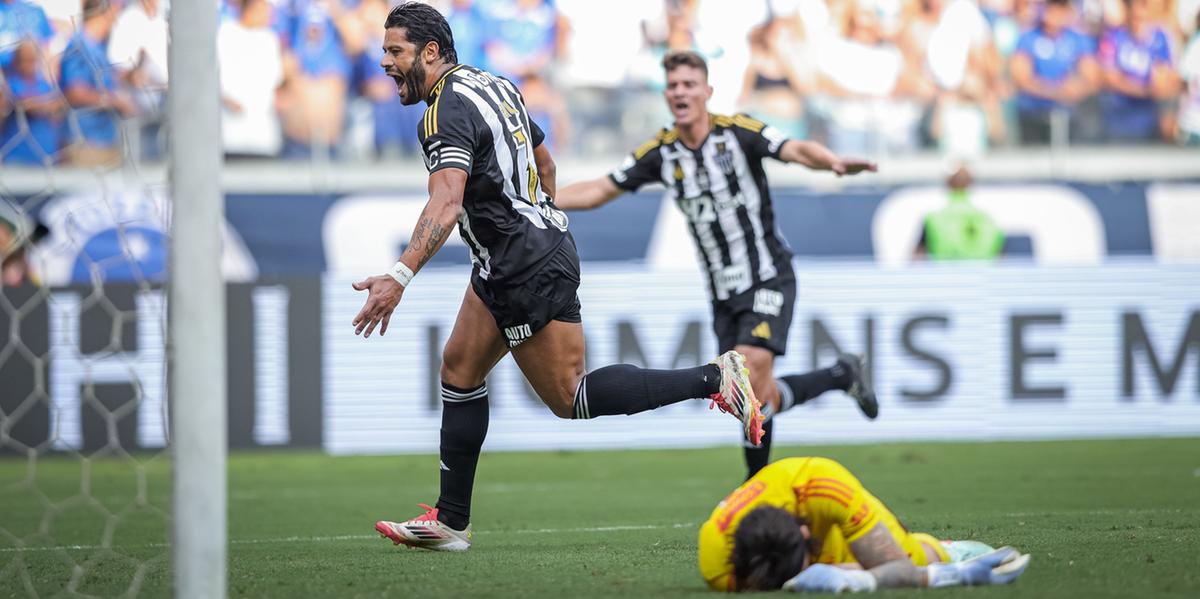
[{"left": 398, "top": 60, "right": 427, "bottom": 106}]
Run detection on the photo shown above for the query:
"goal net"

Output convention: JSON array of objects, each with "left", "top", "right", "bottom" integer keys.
[{"left": 1, "top": 0, "right": 225, "bottom": 596}]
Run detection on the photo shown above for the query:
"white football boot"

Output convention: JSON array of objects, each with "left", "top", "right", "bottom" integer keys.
[
  {"left": 375, "top": 503, "right": 472, "bottom": 552},
  {"left": 709, "top": 350, "right": 765, "bottom": 446}
]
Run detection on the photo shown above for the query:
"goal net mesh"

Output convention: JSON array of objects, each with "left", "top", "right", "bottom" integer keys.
[{"left": 1, "top": 5, "right": 174, "bottom": 595}]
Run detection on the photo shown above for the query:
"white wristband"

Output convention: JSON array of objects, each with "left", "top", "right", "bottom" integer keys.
[{"left": 388, "top": 261, "right": 415, "bottom": 288}]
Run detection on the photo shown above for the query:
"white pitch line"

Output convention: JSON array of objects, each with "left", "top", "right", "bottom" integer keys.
[{"left": 0, "top": 522, "right": 696, "bottom": 554}]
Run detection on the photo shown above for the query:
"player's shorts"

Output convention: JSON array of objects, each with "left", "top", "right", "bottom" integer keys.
[
  {"left": 472, "top": 240, "right": 582, "bottom": 348},
  {"left": 711, "top": 272, "right": 797, "bottom": 356}
]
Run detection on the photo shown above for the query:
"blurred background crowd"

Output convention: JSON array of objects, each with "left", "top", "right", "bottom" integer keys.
[{"left": 1, "top": 0, "right": 1199, "bottom": 167}]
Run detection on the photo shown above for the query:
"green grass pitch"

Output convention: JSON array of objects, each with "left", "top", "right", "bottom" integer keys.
[{"left": 2, "top": 438, "right": 1198, "bottom": 598}]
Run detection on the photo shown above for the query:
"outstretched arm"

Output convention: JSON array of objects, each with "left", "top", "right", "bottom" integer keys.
[
  {"left": 352, "top": 168, "right": 467, "bottom": 337},
  {"left": 778, "top": 139, "right": 876, "bottom": 176},
  {"left": 851, "top": 523, "right": 926, "bottom": 587},
  {"left": 785, "top": 522, "right": 1031, "bottom": 592},
  {"left": 554, "top": 176, "right": 625, "bottom": 211}
]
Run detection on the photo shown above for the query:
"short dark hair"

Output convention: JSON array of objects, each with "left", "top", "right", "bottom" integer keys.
[
  {"left": 662, "top": 50, "right": 708, "bottom": 77},
  {"left": 730, "top": 506, "right": 809, "bottom": 591},
  {"left": 1045, "top": 0, "right": 1071, "bottom": 8},
  {"left": 385, "top": 1, "right": 458, "bottom": 64}
]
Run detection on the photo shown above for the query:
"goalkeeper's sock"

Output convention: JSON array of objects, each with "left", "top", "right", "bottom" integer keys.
[
  {"left": 742, "top": 416, "right": 774, "bottom": 479},
  {"left": 571, "top": 364, "right": 720, "bottom": 418},
  {"left": 434, "top": 381, "right": 489, "bottom": 531},
  {"left": 777, "top": 363, "right": 852, "bottom": 406}
]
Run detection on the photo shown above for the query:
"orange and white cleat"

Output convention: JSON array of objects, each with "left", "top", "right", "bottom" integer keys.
[
  {"left": 709, "top": 350, "right": 764, "bottom": 446},
  {"left": 375, "top": 503, "right": 472, "bottom": 552}
]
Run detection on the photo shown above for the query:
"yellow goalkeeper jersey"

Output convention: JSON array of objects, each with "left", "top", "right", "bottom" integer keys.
[{"left": 697, "top": 457, "right": 949, "bottom": 592}]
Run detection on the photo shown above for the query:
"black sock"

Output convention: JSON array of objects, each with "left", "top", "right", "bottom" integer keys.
[
  {"left": 742, "top": 417, "right": 774, "bottom": 479},
  {"left": 435, "top": 381, "right": 488, "bottom": 530},
  {"left": 777, "top": 364, "right": 851, "bottom": 408},
  {"left": 572, "top": 363, "right": 720, "bottom": 418}
]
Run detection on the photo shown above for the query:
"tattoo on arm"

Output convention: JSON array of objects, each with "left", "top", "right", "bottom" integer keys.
[
  {"left": 420, "top": 222, "right": 446, "bottom": 268},
  {"left": 410, "top": 218, "right": 430, "bottom": 253},
  {"left": 406, "top": 217, "right": 449, "bottom": 269},
  {"left": 849, "top": 523, "right": 926, "bottom": 588}
]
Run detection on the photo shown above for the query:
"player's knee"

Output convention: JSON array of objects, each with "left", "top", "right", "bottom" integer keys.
[
  {"left": 541, "top": 388, "right": 575, "bottom": 419},
  {"left": 546, "top": 399, "right": 574, "bottom": 419},
  {"left": 738, "top": 347, "right": 776, "bottom": 394},
  {"left": 440, "top": 349, "right": 486, "bottom": 389}
]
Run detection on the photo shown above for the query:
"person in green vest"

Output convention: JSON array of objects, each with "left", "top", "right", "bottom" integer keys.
[{"left": 915, "top": 165, "right": 1005, "bottom": 260}]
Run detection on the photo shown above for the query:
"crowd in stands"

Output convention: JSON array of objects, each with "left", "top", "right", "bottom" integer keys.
[{"left": 1, "top": 0, "right": 1198, "bottom": 166}]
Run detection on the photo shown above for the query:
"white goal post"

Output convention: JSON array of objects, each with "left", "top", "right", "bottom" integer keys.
[{"left": 168, "top": 1, "right": 227, "bottom": 598}]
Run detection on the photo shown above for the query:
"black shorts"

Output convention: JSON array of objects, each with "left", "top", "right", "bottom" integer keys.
[
  {"left": 711, "top": 274, "right": 797, "bottom": 356},
  {"left": 472, "top": 241, "right": 582, "bottom": 348}
]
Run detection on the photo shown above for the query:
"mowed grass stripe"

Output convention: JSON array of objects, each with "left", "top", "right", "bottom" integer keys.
[
  {"left": 1, "top": 438, "right": 1197, "bottom": 598},
  {"left": 0, "top": 523, "right": 700, "bottom": 553}
]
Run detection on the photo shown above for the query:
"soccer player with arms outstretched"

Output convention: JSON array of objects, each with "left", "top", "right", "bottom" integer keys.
[
  {"left": 353, "top": 3, "right": 762, "bottom": 552},
  {"left": 699, "top": 457, "right": 1031, "bottom": 592},
  {"left": 555, "top": 51, "right": 880, "bottom": 480}
]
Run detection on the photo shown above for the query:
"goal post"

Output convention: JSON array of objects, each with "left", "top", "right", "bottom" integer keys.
[{"left": 168, "top": 0, "right": 227, "bottom": 597}]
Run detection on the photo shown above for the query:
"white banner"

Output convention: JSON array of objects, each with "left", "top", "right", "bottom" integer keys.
[{"left": 323, "top": 261, "right": 1200, "bottom": 454}]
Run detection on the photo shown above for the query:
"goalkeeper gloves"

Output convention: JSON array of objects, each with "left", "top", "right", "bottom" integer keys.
[
  {"left": 782, "top": 564, "right": 877, "bottom": 594},
  {"left": 780, "top": 547, "right": 1031, "bottom": 593},
  {"left": 926, "top": 546, "right": 1032, "bottom": 588}
]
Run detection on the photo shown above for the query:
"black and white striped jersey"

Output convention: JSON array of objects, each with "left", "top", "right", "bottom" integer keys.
[
  {"left": 418, "top": 64, "right": 570, "bottom": 285},
  {"left": 609, "top": 114, "right": 794, "bottom": 302}
]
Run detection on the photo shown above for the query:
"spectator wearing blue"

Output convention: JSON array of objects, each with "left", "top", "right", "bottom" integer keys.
[
  {"left": 481, "top": 0, "right": 559, "bottom": 82},
  {"left": 1098, "top": 0, "right": 1180, "bottom": 141},
  {"left": 276, "top": 0, "right": 366, "bottom": 160},
  {"left": 1010, "top": 0, "right": 1100, "bottom": 144},
  {"left": 1179, "top": 10, "right": 1200, "bottom": 145},
  {"left": 0, "top": 0, "right": 53, "bottom": 71},
  {"left": 446, "top": 0, "right": 486, "bottom": 70},
  {"left": 1, "top": 40, "right": 65, "bottom": 164},
  {"left": 353, "top": 0, "right": 422, "bottom": 158},
  {"left": 59, "top": 0, "right": 137, "bottom": 167}
]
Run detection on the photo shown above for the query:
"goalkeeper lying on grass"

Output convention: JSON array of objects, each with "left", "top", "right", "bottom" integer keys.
[{"left": 698, "top": 457, "right": 1031, "bottom": 592}]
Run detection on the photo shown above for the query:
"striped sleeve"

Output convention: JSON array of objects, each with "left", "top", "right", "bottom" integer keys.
[
  {"left": 419, "top": 91, "right": 477, "bottom": 175},
  {"left": 608, "top": 134, "right": 665, "bottom": 192}
]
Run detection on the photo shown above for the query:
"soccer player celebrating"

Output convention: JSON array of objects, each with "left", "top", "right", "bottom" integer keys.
[
  {"left": 555, "top": 51, "right": 880, "bottom": 480},
  {"left": 699, "top": 457, "right": 1032, "bottom": 592},
  {"left": 355, "top": 3, "right": 762, "bottom": 552}
]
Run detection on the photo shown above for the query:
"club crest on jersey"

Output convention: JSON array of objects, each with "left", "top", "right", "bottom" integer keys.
[{"left": 715, "top": 142, "right": 735, "bottom": 175}]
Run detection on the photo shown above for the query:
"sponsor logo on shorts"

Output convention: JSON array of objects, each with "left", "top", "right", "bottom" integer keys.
[
  {"left": 504, "top": 323, "right": 533, "bottom": 347},
  {"left": 751, "top": 322, "right": 772, "bottom": 340},
  {"left": 753, "top": 288, "right": 784, "bottom": 316}
]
